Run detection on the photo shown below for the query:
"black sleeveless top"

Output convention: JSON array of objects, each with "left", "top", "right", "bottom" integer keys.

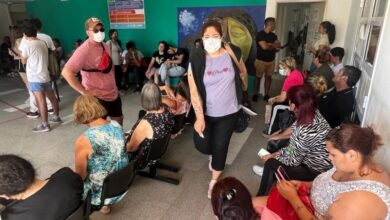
[
  {"left": 129, "top": 106, "right": 174, "bottom": 169},
  {"left": 1, "top": 168, "right": 83, "bottom": 220}
]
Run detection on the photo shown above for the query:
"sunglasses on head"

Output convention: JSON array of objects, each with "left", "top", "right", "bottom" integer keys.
[
  {"left": 203, "top": 17, "right": 223, "bottom": 24},
  {"left": 90, "top": 27, "right": 105, "bottom": 33}
]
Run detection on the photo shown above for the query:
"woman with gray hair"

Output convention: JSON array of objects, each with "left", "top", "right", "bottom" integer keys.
[{"left": 126, "top": 82, "right": 174, "bottom": 168}]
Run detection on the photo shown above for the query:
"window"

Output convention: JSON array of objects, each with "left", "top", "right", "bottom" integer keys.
[
  {"left": 362, "top": 0, "right": 373, "bottom": 17},
  {"left": 374, "top": 0, "right": 388, "bottom": 17},
  {"left": 365, "top": 25, "right": 381, "bottom": 65}
]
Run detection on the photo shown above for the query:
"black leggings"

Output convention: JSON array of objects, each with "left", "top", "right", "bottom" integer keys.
[
  {"left": 193, "top": 111, "right": 239, "bottom": 171},
  {"left": 114, "top": 65, "right": 123, "bottom": 89},
  {"left": 257, "top": 158, "right": 320, "bottom": 196}
]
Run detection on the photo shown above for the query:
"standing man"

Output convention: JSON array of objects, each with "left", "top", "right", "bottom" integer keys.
[
  {"left": 329, "top": 47, "right": 344, "bottom": 74},
  {"left": 21, "top": 21, "right": 61, "bottom": 132},
  {"left": 253, "top": 17, "right": 281, "bottom": 102},
  {"left": 19, "top": 18, "right": 55, "bottom": 118},
  {"left": 62, "top": 17, "right": 123, "bottom": 125}
]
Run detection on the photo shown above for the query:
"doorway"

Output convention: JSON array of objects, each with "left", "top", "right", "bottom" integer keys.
[{"left": 275, "top": 1, "right": 325, "bottom": 71}]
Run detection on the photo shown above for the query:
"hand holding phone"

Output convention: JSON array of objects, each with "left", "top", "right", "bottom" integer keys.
[
  {"left": 275, "top": 166, "right": 290, "bottom": 182},
  {"left": 258, "top": 148, "right": 270, "bottom": 157}
]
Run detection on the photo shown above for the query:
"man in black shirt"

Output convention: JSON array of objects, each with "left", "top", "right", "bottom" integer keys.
[
  {"left": 319, "top": 65, "right": 362, "bottom": 128},
  {"left": 159, "top": 45, "right": 188, "bottom": 86},
  {"left": 253, "top": 17, "right": 281, "bottom": 102}
]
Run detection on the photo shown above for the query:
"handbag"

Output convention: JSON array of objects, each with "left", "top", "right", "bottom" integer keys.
[
  {"left": 235, "top": 109, "right": 250, "bottom": 133},
  {"left": 266, "top": 183, "right": 315, "bottom": 220},
  {"left": 267, "top": 139, "right": 290, "bottom": 153},
  {"left": 270, "top": 109, "right": 296, "bottom": 135}
]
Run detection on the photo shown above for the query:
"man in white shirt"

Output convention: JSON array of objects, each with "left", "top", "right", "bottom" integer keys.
[
  {"left": 19, "top": 18, "right": 55, "bottom": 118},
  {"left": 21, "top": 21, "right": 61, "bottom": 132},
  {"left": 330, "top": 47, "right": 344, "bottom": 75}
]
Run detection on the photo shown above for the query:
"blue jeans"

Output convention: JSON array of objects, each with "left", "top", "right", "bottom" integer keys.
[{"left": 29, "top": 82, "right": 52, "bottom": 92}]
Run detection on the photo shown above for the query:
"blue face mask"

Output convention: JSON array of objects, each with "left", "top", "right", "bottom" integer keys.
[{"left": 278, "top": 69, "right": 287, "bottom": 76}]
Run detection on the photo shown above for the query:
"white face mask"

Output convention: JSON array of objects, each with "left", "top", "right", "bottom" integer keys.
[
  {"left": 92, "top": 32, "right": 105, "bottom": 43},
  {"left": 278, "top": 69, "right": 287, "bottom": 76},
  {"left": 203, "top": 38, "right": 222, "bottom": 53}
]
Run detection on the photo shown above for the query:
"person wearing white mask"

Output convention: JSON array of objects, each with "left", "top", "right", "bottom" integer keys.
[
  {"left": 62, "top": 17, "right": 123, "bottom": 125},
  {"left": 267, "top": 57, "right": 304, "bottom": 105},
  {"left": 188, "top": 20, "right": 248, "bottom": 199}
]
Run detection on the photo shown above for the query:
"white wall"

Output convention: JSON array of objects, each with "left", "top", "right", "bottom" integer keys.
[
  {"left": 266, "top": 0, "right": 354, "bottom": 51},
  {"left": 363, "top": 5, "right": 390, "bottom": 173}
]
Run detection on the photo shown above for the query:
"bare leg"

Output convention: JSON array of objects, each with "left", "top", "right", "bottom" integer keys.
[
  {"left": 45, "top": 89, "right": 59, "bottom": 116},
  {"left": 33, "top": 91, "right": 48, "bottom": 123},
  {"left": 264, "top": 75, "right": 272, "bottom": 97},
  {"left": 212, "top": 170, "right": 222, "bottom": 181}
]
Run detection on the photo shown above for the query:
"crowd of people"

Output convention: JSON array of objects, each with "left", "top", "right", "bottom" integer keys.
[{"left": 0, "top": 14, "right": 389, "bottom": 220}]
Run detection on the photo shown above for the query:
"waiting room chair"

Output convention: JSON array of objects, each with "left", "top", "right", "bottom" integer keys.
[
  {"left": 137, "top": 133, "right": 180, "bottom": 185},
  {"left": 65, "top": 190, "right": 92, "bottom": 220},
  {"left": 91, "top": 160, "right": 136, "bottom": 211}
]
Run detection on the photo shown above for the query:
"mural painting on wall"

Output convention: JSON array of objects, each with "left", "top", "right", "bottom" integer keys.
[
  {"left": 178, "top": 6, "right": 266, "bottom": 74},
  {"left": 108, "top": 0, "right": 145, "bottom": 29}
]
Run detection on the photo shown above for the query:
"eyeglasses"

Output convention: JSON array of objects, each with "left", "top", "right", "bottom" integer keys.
[{"left": 90, "top": 27, "right": 105, "bottom": 33}]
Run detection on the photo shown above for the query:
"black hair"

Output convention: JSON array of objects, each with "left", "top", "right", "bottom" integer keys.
[
  {"left": 194, "top": 38, "right": 202, "bottom": 46},
  {"left": 30, "top": 18, "right": 42, "bottom": 31},
  {"left": 126, "top": 41, "right": 136, "bottom": 50},
  {"left": 342, "top": 65, "right": 361, "bottom": 87},
  {"left": 158, "top": 41, "right": 168, "bottom": 52},
  {"left": 22, "top": 20, "right": 37, "bottom": 37},
  {"left": 175, "top": 75, "right": 190, "bottom": 101},
  {"left": 320, "top": 21, "right": 336, "bottom": 44},
  {"left": 109, "top": 29, "right": 117, "bottom": 39},
  {"left": 201, "top": 20, "right": 223, "bottom": 37},
  {"left": 0, "top": 154, "right": 36, "bottom": 196},
  {"left": 264, "top": 17, "right": 276, "bottom": 26},
  {"left": 53, "top": 38, "right": 60, "bottom": 46},
  {"left": 75, "top": 39, "right": 83, "bottom": 46},
  {"left": 330, "top": 47, "right": 344, "bottom": 61}
]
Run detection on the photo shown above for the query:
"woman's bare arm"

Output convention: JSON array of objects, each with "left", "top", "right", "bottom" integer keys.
[
  {"left": 74, "top": 135, "right": 92, "bottom": 180},
  {"left": 126, "top": 120, "right": 152, "bottom": 152}
]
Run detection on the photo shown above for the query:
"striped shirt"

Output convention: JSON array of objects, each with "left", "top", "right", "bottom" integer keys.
[{"left": 276, "top": 110, "right": 332, "bottom": 173}]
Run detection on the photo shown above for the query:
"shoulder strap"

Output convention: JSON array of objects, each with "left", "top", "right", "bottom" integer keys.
[{"left": 224, "top": 42, "right": 248, "bottom": 91}]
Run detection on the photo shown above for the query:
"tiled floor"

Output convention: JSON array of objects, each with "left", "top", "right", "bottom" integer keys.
[{"left": 0, "top": 74, "right": 282, "bottom": 219}]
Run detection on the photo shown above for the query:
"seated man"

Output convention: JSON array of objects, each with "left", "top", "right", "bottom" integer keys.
[
  {"left": 159, "top": 45, "right": 188, "bottom": 86},
  {"left": 329, "top": 47, "right": 344, "bottom": 74},
  {"left": 122, "top": 41, "right": 146, "bottom": 93},
  {"left": 319, "top": 65, "right": 361, "bottom": 128},
  {"left": 0, "top": 154, "right": 83, "bottom": 220}
]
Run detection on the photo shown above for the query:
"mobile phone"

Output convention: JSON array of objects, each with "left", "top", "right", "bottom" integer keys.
[
  {"left": 276, "top": 166, "right": 290, "bottom": 182},
  {"left": 258, "top": 148, "right": 270, "bottom": 157}
]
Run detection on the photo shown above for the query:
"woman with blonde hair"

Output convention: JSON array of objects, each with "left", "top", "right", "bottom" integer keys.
[
  {"left": 73, "top": 95, "right": 128, "bottom": 214},
  {"left": 308, "top": 75, "right": 328, "bottom": 96}
]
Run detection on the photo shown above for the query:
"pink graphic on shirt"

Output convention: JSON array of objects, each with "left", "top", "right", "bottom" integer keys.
[{"left": 207, "top": 67, "right": 232, "bottom": 76}]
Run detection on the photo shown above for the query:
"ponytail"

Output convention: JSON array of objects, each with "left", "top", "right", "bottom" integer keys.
[{"left": 320, "top": 21, "right": 336, "bottom": 44}]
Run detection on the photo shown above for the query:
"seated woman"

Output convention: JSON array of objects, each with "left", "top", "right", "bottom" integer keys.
[
  {"left": 253, "top": 123, "right": 390, "bottom": 219},
  {"left": 0, "top": 154, "right": 83, "bottom": 220},
  {"left": 253, "top": 85, "right": 332, "bottom": 196},
  {"left": 264, "top": 57, "right": 304, "bottom": 136},
  {"left": 158, "top": 45, "right": 188, "bottom": 86},
  {"left": 267, "top": 57, "right": 304, "bottom": 105},
  {"left": 308, "top": 47, "right": 334, "bottom": 89},
  {"left": 160, "top": 76, "right": 191, "bottom": 137},
  {"left": 308, "top": 75, "right": 328, "bottom": 97},
  {"left": 211, "top": 177, "right": 259, "bottom": 220},
  {"left": 73, "top": 95, "right": 129, "bottom": 214},
  {"left": 145, "top": 41, "right": 168, "bottom": 84},
  {"left": 126, "top": 82, "right": 174, "bottom": 169}
]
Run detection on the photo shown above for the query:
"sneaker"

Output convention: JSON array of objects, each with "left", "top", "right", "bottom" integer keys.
[
  {"left": 208, "top": 179, "right": 217, "bottom": 199},
  {"left": 252, "top": 94, "right": 258, "bottom": 102},
  {"left": 252, "top": 165, "right": 264, "bottom": 176},
  {"left": 99, "top": 205, "right": 111, "bottom": 214},
  {"left": 48, "top": 109, "right": 54, "bottom": 115},
  {"left": 26, "top": 111, "right": 39, "bottom": 119},
  {"left": 32, "top": 123, "right": 50, "bottom": 133},
  {"left": 49, "top": 116, "right": 62, "bottom": 124},
  {"left": 263, "top": 95, "right": 270, "bottom": 102},
  {"left": 208, "top": 155, "right": 213, "bottom": 172}
]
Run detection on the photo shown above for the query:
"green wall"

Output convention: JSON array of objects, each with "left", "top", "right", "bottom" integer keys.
[{"left": 26, "top": 0, "right": 265, "bottom": 56}]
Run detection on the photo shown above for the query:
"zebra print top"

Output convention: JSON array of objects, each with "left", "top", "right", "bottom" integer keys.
[{"left": 276, "top": 110, "right": 332, "bottom": 173}]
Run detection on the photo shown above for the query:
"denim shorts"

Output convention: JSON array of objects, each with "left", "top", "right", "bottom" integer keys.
[{"left": 29, "top": 82, "right": 53, "bottom": 92}]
